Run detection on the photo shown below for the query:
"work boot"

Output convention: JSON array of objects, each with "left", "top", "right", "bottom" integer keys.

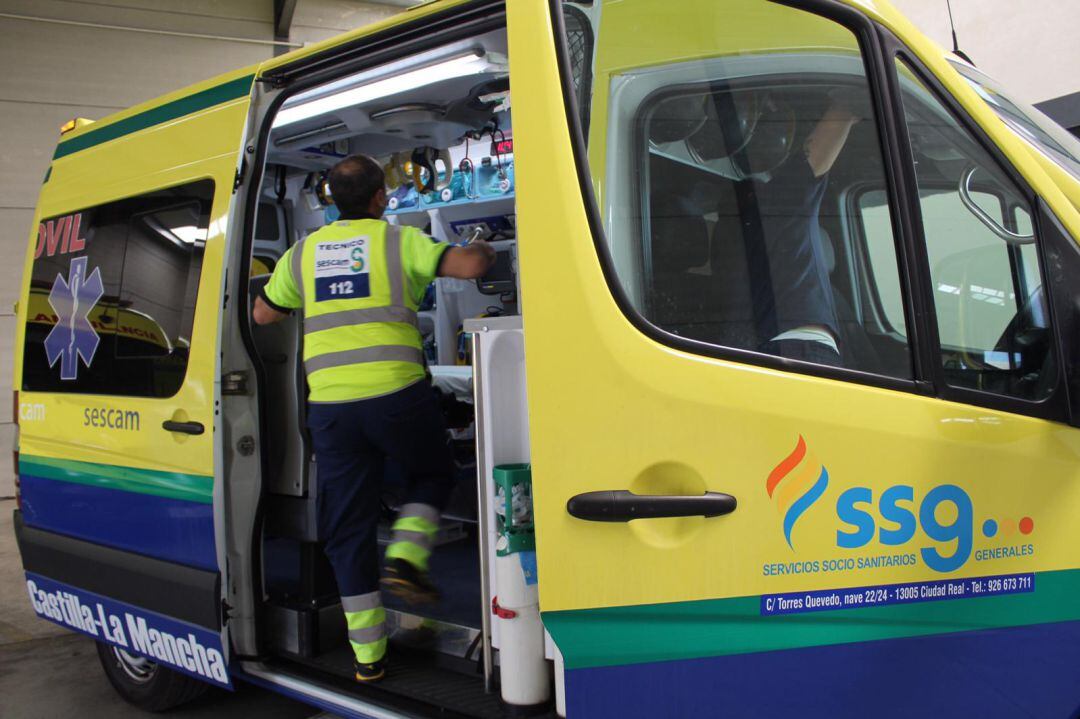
[
  {"left": 381, "top": 558, "right": 440, "bottom": 605},
  {"left": 354, "top": 657, "right": 387, "bottom": 683}
]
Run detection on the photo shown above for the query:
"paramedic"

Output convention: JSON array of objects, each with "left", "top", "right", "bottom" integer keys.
[
  {"left": 751, "top": 92, "right": 862, "bottom": 367},
  {"left": 252, "top": 154, "right": 495, "bottom": 682}
]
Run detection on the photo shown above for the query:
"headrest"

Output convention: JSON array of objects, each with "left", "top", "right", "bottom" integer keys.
[{"left": 650, "top": 193, "right": 709, "bottom": 274}]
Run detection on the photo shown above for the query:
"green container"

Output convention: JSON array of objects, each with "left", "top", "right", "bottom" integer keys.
[{"left": 493, "top": 463, "right": 535, "bottom": 556}]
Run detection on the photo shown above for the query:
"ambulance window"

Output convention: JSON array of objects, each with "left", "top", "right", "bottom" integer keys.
[
  {"left": 861, "top": 185, "right": 1005, "bottom": 337},
  {"left": 570, "top": 0, "right": 911, "bottom": 378},
  {"left": 894, "top": 60, "right": 1055, "bottom": 401},
  {"left": 255, "top": 202, "right": 283, "bottom": 243},
  {"left": 253, "top": 202, "right": 284, "bottom": 275},
  {"left": 21, "top": 180, "right": 213, "bottom": 397},
  {"left": 118, "top": 202, "right": 204, "bottom": 360}
]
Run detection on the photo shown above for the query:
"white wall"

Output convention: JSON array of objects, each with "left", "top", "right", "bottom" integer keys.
[
  {"left": 0, "top": 0, "right": 407, "bottom": 496},
  {"left": 890, "top": 0, "right": 1080, "bottom": 105},
  {"left": 291, "top": 0, "right": 401, "bottom": 45}
]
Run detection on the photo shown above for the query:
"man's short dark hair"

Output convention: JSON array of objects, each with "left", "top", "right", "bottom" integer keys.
[{"left": 328, "top": 155, "right": 385, "bottom": 219}]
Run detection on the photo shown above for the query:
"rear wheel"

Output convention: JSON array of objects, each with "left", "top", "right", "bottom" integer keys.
[{"left": 95, "top": 641, "right": 209, "bottom": 711}]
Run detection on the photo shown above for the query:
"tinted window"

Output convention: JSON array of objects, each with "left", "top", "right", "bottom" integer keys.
[
  {"left": 861, "top": 186, "right": 1006, "bottom": 342},
  {"left": 894, "top": 60, "right": 1054, "bottom": 401},
  {"left": 22, "top": 181, "right": 212, "bottom": 397},
  {"left": 255, "top": 202, "right": 282, "bottom": 242},
  {"left": 583, "top": 2, "right": 911, "bottom": 376}
]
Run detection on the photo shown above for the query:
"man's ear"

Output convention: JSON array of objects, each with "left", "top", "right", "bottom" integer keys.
[{"left": 373, "top": 187, "right": 388, "bottom": 212}]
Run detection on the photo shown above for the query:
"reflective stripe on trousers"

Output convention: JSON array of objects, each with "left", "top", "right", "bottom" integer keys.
[
  {"left": 385, "top": 502, "right": 440, "bottom": 571},
  {"left": 341, "top": 590, "right": 387, "bottom": 663}
]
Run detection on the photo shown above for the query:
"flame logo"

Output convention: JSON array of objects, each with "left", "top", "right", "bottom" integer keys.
[{"left": 766, "top": 436, "right": 829, "bottom": 550}]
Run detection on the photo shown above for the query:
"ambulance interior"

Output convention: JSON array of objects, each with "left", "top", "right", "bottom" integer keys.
[{"left": 245, "top": 26, "right": 547, "bottom": 715}]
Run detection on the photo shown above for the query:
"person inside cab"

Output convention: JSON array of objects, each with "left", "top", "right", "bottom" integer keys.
[
  {"left": 754, "top": 89, "right": 862, "bottom": 367},
  {"left": 252, "top": 155, "right": 495, "bottom": 682},
  {"left": 686, "top": 88, "right": 863, "bottom": 367}
]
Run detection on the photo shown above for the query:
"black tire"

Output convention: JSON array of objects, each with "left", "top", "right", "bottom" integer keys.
[{"left": 95, "top": 640, "right": 210, "bottom": 712}]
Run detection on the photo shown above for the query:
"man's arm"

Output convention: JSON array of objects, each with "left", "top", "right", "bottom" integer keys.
[
  {"left": 253, "top": 245, "right": 303, "bottom": 324},
  {"left": 437, "top": 241, "right": 496, "bottom": 279},
  {"left": 253, "top": 295, "right": 289, "bottom": 325},
  {"left": 804, "top": 100, "right": 861, "bottom": 178}
]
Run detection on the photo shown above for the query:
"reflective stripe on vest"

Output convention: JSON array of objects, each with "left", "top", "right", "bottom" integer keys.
[
  {"left": 290, "top": 236, "right": 306, "bottom": 302},
  {"left": 303, "top": 305, "right": 417, "bottom": 333},
  {"left": 386, "top": 224, "right": 406, "bottom": 306},
  {"left": 304, "top": 345, "right": 424, "bottom": 374}
]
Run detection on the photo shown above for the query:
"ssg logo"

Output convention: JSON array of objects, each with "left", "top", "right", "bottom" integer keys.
[
  {"left": 351, "top": 247, "right": 365, "bottom": 273},
  {"left": 766, "top": 436, "right": 1034, "bottom": 573},
  {"left": 45, "top": 256, "right": 104, "bottom": 381},
  {"left": 766, "top": 435, "right": 829, "bottom": 550}
]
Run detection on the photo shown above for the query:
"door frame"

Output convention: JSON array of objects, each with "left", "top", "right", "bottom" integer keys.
[{"left": 227, "top": 0, "right": 510, "bottom": 659}]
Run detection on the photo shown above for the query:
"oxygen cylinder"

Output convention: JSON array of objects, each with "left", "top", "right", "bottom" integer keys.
[{"left": 492, "top": 464, "right": 550, "bottom": 710}]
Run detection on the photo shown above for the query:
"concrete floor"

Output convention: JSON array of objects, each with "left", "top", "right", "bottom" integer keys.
[
  {"left": 0, "top": 634, "right": 321, "bottom": 719},
  {"left": 0, "top": 500, "right": 66, "bottom": 647},
  {"left": 0, "top": 500, "right": 321, "bottom": 718}
]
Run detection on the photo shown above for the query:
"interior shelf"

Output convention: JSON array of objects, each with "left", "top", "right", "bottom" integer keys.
[{"left": 384, "top": 191, "right": 515, "bottom": 219}]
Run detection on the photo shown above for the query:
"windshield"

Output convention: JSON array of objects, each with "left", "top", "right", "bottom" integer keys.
[{"left": 951, "top": 60, "right": 1080, "bottom": 183}]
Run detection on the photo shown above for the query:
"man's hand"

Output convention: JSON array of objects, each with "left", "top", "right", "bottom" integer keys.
[
  {"left": 253, "top": 295, "right": 289, "bottom": 325},
  {"left": 438, "top": 240, "right": 497, "bottom": 279}
]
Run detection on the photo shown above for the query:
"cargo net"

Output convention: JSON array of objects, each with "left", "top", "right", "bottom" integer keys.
[{"left": 563, "top": 4, "right": 594, "bottom": 129}]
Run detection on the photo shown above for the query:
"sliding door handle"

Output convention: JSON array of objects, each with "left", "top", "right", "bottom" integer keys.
[
  {"left": 162, "top": 420, "right": 204, "bottom": 435},
  {"left": 567, "top": 490, "right": 737, "bottom": 522}
]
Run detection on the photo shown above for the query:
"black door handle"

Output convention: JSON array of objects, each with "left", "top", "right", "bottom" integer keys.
[
  {"left": 567, "top": 490, "right": 737, "bottom": 522},
  {"left": 162, "top": 420, "right": 204, "bottom": 435}
]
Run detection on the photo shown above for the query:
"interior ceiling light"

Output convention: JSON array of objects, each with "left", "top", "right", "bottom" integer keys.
[{"left": 273, "top": 51, "right": 497, "bottom": 128}]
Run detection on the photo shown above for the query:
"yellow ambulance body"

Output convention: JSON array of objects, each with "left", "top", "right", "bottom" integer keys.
[{"left": 13, "top": 1, "right": 1080, "bottom": 717}]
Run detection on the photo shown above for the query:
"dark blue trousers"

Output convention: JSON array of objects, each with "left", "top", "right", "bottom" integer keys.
[{"left": 308, "top": 380, "right": 455, "bottom": 597}]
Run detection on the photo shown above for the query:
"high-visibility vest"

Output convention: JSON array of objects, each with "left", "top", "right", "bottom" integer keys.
[{"left": 285, "top": 220, "right": 429, "bottom": 402}]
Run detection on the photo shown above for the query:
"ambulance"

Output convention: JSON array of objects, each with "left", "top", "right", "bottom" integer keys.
[{"left": 13, "top": 0, "right": 1080, "bottom": 716}]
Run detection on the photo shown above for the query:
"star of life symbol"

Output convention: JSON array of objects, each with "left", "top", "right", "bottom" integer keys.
[{"left": 44, "top": 256, "right": 104, "bottom": 380}]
